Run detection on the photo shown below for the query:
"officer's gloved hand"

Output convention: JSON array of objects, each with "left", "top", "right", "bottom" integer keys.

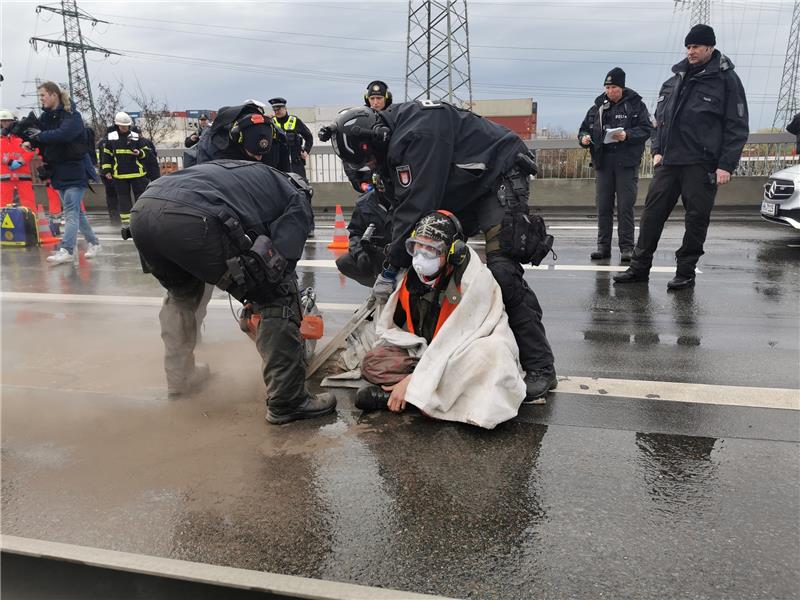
[
  {"left": 356, "top": 251, "right": 373, "bottom": 272},
  {"left": 373, "top": 268, "right": 397, "bottom": 304},
  {"left": 9, "top": 160, "right": 24, "bottom": 171},
  {"left": 318, "top": 126, "right": 333, "bottom": 142}
]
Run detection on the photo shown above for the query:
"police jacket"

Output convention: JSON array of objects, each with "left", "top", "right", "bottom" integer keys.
[
  {"left": 138, "top": 160, "right": 312, "bottom": 266},
  {"left": 578, "top": 88, "right": 653, "bottom": 168},
  {"left": 35, "top": 104, "right": 90, "bottom": 190},
  {"left": 101, "top": 126, "right": 149, "bottom": 180},
  {"left": 348, "top": 189, "right": 392, "bottom": 260},
  {"left": 187, "top": 104, "right": 289, "bottom": 172},
  {"left": 786, "top": 113, "right": 800, "bottom": 153},
  {"left": 379, "top": 100, "right": 529, "bottom": 267},
  {"left": 274, "top": 114, "right": 313, "bottom": 164},
  {"left": 651, "top": 50, "right": 749, "bottom": 173}
]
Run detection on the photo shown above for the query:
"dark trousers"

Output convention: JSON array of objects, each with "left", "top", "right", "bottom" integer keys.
[
  {"left": 102, "top": 176, "right": 119, "bottom": 222},
  {"left": 130, "top": 196, "right": 311, "bottom": 411},
  {"left": 474, "top": 173, "right": 555, "bottom": 372},
  {"left": 115, "top": 177, "right": 149, "bottom": 218},
  {"left": 595, "top": 160, "right": 638, "bottom": 251},
  {"left": 630, "top": 164, "right": 717, "bottom": 277},
  {"left": 336, "top": 251, "right": 383, "bottom": 288}
]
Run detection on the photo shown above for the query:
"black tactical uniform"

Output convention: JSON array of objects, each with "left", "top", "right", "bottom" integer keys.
[
  {"left": 335, "top": 189, "right": 392, "bottom": 287},
  {"left": 129, "top": 160, "right": 334, "bottom": 424},
  {"left": 579, "top": 71, "right": 653, "bottom": 260},
  {"left": 327, "top": 101, "right": 556, "bottom": 395},
  {"left": 186, "top": 104, "right": 290, "bottom": 171},
  {"left": 273, "top": 113, "right": 313, "bottom": 180},
  {"left": 615, "top": 30, "right": 748, "bottom": 289}
]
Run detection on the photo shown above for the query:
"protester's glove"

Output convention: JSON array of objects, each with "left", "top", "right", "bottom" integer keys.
[
  {"left": 372, "top": 267, "right": 397, "bottom": 303},
  {"left": 9, "top": 159, "right": 24, "bottom": 171}
]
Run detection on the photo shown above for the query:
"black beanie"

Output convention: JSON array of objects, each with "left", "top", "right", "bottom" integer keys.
[
  {"left": 685, "top": 24, "right": 716, "bottom": 47},
  {"left": 604, "top": 67, "right": 625, "bottom": 88}
]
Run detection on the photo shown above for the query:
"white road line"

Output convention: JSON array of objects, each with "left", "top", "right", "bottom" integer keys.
[
  {"left": 555, "top": 375, "right": 799, "bottom": 411},
  {"left": 0, "top": 292, "right": 361, "bottom": 312}
]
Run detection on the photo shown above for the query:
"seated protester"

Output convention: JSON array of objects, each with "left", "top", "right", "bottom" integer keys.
[
  {"left": 335, "top": 177, "right": 392, "bottom": 288},
  {"left": 356, "top": 211, "right": 526, "bottom": 430}
]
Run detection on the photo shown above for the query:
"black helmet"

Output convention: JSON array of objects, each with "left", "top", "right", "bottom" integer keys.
[
  {"left": 229, "top": 113, "right": 274, "bottom": 158},
  {"left": 326, "top": 107, "right": 390, "bottom": 167},
  {"left": 364, "top": 80, "right": 392, "bottom": 108}
]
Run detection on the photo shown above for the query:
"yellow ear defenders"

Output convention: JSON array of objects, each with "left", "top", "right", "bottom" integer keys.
[
  {"left": 363, "top": 80, "right": 393, "bottom": 108},
  {"left": 436, "top": 210, "right": 468, "bottom": 267}
]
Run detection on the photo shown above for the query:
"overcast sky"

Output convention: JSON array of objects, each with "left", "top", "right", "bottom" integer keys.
[{"left": 1, "top": 0, "right": 795, "bottom": 132}]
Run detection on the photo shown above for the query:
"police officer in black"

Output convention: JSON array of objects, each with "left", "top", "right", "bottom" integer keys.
[
  {"left": 188, "top": 103, "right": 290, "bottom": 172},
  {"left": 269, "top": 98, "right": 313, "bottom": 180},
  {"left": 321, "top": 102, "right": 557, "bottom": 400},
  {"left": 335, "top": 178, "right": 392, "bottom": 287},
  {"left": 579, "top": 67, "right": 653, "bottom": 262},
  {"left": 614, "top": 24, "right": 749, "bottom": 290},
  {"left": 129, "top": 160, "right": 336, "bottom": 425}
]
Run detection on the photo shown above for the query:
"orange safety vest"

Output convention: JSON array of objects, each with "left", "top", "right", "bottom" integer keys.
[{"left": 397, "top": 272, "right": 460, "bottom": 339}]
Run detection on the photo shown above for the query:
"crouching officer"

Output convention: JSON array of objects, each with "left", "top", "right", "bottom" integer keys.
[
  {"left": 321, "top": 103, "right": 557, "bottom": 400},
  {"left": 129, "top": 160, "right": 336, "bottom": 425},
  {"left": 335, "top": 176, "right": 392, "bottom": 287}
]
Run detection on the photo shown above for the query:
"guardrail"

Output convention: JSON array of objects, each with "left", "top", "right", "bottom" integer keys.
[{"left": 154, "top": 133, "right": 798, "bottom": 182}]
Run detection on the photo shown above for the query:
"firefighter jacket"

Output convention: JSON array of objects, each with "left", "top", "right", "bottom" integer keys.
[
  {"left": 102, "top": 126, "right": 149, "bottom": 180},
  {"left": 651, "top": 50, "right": 749, "bottom": 173},
  {"left": 347, "top": 189, "right": 392, "bottom": 261},
  {"left": 1, "top": 133, "right": 36, "bottom": 181},
  {"left": 378, "top": 100, "right": 529, "bottom": 267},
  {"left": 274, "top": 114, "right": 313, "bottom": 165},
  {"left": 578, "top": 88, "right": 653, "bottom": 169},
  {"left": 138, "top": 160, "right": 312, "bottom": 265},
  {"left": 35, "top": 104, "right": 91, "bottom": 190}
]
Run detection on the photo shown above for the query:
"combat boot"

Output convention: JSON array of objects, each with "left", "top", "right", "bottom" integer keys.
[
  {"left": 667, "top": 274, "right": 695, "bottom": 290},
  {"left": 168, "top": 363, "right": 211, "bottom": 398},
  {"left": 524, "top": 367, "right": 557, "bottom": 403},
  {"left": 590, "top": 248, "right": 611, "bottom": 260},
  {"left": 613, "top": 268, "right": 649, "bottom": 284},
  {"left": 266, "top": 392, "right": 336, "bottom": 425},
  {"left": 355, "top": 385, "right": 391, "bottom": 411}
]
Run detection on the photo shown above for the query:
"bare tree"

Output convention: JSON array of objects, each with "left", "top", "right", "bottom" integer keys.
[
  {"left": 128, "top": 81, "right": 172, "bottom": 146},
  {"left": 93, "top": 81, "right": 125, "bottom": 139}
]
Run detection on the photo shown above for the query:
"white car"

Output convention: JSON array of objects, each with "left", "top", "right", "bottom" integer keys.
[{"left": 761, "top": 165, "right": 800, "bottom": 229}]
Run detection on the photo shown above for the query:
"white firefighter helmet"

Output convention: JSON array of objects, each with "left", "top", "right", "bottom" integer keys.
[
  {"left": 0, "top": 109, "right": 15, "bottom": 120},
  {"left": 114, "top": 111, "right": 133, "bottom": 126}
]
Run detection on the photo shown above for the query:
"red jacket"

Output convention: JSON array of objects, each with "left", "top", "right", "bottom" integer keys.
[{"left": 1, "top": 134, "right": 35, "bottom": 181}]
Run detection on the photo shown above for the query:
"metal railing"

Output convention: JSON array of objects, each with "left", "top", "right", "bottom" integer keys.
[{"left": 154, "top": 133, "right": 798, "bottom": 182}]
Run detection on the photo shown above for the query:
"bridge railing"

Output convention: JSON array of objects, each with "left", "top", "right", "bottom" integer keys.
[{"left": 154, "top": 133, "right": 798, "bottom": 182}]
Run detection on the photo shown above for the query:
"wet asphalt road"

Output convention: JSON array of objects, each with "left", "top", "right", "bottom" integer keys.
[{"left": 2, "top": 211, "right": 799, "bottom": 599}]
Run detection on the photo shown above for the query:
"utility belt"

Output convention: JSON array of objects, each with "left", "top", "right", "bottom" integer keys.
[
  {"left": 215, "top": 212, "right": 288, "bottom": 304},
  {"left": 485, "top": 153, "right": 555, "bottom": 266}
]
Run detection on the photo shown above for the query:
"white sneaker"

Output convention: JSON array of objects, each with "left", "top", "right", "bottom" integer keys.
[
  {"left": 46, "top": 247, "right": 74, "bottom": 265},
  {"left": 85, "top": 243, "right": 102, "bottom": 259}
]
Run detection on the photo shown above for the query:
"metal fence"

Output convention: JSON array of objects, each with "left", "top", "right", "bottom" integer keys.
[{"left": 154, "top": 133, "right": 798, "bottom": 183}]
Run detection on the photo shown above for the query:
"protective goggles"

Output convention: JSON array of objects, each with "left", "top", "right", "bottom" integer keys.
[{"left": 405, "top": 237, "right": 445, "bottom": 258}]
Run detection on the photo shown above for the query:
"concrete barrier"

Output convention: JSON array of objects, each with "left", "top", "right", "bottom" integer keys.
[{"left": 61, "top": 176, "right": 767, "bottom": 213}]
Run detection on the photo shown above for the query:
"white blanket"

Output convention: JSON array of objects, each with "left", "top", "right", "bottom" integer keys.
[{"left": 375, "top": 247, "right": 526, "bottom": 429}]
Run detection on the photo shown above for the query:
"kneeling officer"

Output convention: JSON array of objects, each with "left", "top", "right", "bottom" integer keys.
[{"left": 130, "top": 160, "right": 336, "bottom": 425}]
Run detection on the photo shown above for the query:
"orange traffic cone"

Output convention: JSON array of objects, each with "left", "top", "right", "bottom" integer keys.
[
  {"left": 327, "top": 204, "right": 349, "bottom": 250},
  {"left": 36, "top": 204, "right": 60, "bottom": 245}
]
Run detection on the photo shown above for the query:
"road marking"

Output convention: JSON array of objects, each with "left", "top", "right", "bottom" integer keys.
[
  {"left": 0, "top": 291, "right": 361, "bottom": 312},
  {"left": 555, "top": 375, "right": 799, "bottom": 411}
]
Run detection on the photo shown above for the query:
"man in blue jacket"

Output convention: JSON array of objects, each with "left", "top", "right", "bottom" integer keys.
[{"left": 24, "top": 81, "right": 101, "bottom": 265}]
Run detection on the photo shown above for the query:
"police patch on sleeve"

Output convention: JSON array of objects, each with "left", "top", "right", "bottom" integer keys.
[{"left": 396, "top": 165, "right": 412, "bottom": 187}]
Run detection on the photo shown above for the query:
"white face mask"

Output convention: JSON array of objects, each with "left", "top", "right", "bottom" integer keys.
[{"left": 412, "top": 253, "right": 442, "bottom": 283}]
